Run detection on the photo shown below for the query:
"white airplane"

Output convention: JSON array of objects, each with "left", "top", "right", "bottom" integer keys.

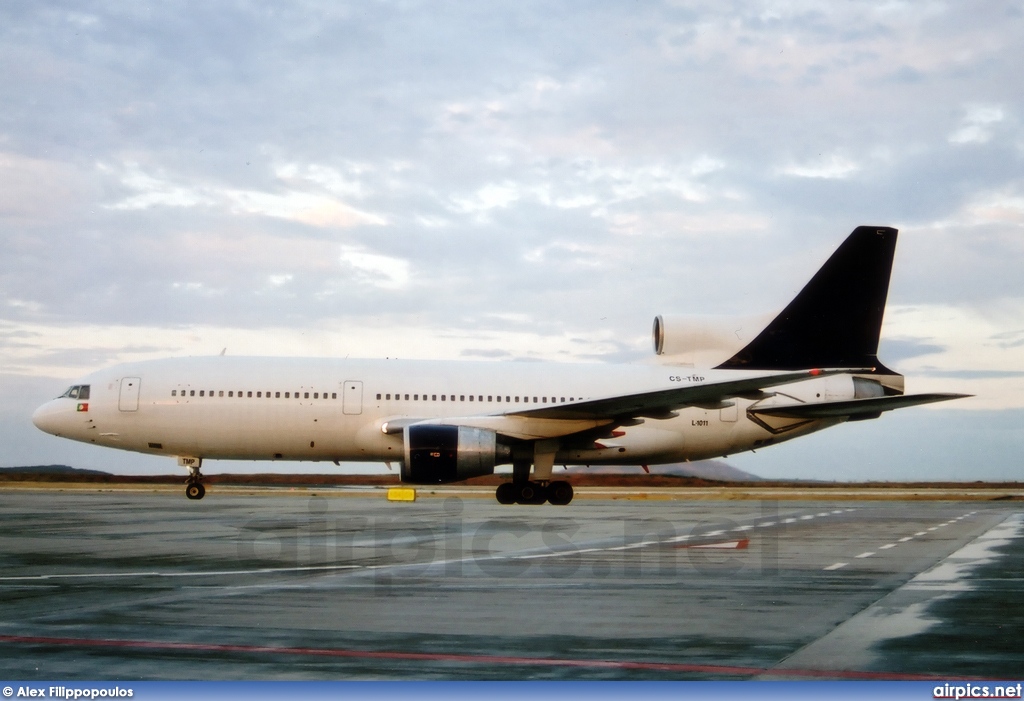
[{"left": 32, "top": 226, "right": 967, "bottom": 504}]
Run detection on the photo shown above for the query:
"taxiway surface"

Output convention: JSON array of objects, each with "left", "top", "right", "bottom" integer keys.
[{"left": 0, "top": 487, "right": 1021, "bottom": 680}]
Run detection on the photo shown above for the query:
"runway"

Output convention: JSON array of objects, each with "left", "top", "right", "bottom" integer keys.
[{"left": 0, "top": 486, "right": 1021, "bottom": 680}]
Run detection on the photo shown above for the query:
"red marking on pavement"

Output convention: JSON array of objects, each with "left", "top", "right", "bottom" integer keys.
[
  {"left": 676, "top": 539, "right": 750, "bottom": 550},
  {"left": 0, "top": 634, "right": 976, "bottom": 680}
]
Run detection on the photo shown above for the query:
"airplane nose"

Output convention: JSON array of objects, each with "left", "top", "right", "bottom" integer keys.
[{"left": 32, "top": 401, "right": 65, "bottom": 436}]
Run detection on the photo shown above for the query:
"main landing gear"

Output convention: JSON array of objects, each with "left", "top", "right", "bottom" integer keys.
[
  {"left": 180, "top": 457, "right": 206, "bottom": 500},
  {"left": 495, "top": 480, "right": 574, "bottom": 505},
  {"left": 494, "top": 449, "right": 573, "bottom": 505}
]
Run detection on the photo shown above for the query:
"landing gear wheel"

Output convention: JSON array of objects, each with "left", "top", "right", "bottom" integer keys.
[
  {"left": 516, "top": 481, "right": 548, "bottom": 505},
  {"left": 181, "top": 458, "right": 205, "bottom": 500},
  {"left": 495, "top": 482, "right": 516, "bottom": 504},
  {"left": 547, "top": 480, "right": 573, "bottom": 505}
]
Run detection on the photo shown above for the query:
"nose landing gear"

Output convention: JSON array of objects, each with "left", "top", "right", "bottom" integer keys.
[{"left": 179, "top": 457, "right": 206, "bottom": 500}]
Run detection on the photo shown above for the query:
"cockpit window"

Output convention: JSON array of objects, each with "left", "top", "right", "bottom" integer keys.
[{"left": 60, "top": 384, "right": 90, "bottom": 400}]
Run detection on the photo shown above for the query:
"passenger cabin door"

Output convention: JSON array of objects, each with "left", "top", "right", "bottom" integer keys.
[
  {"left": 342, "top": 380, "right": 363, "bottom": 415},
  {"left": 119, "top": 377, "right": 141, "bottom": 412}
]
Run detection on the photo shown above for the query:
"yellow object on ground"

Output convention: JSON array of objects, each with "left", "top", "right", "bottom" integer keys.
[{"left": 387, "top": 487, "right": 417, "bottom": 502}]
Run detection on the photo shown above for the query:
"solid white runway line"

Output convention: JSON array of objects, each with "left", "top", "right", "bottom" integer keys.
[{"left": 0, "top": 563, "right": 363, "bottom": 582}]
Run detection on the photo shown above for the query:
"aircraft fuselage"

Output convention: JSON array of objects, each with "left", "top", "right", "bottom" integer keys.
[{"left": 32, "top": 356, "right": 845, "bottom": 467}]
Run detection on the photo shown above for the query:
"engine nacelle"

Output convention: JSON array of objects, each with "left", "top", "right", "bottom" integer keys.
[
  {"left": 401, "top": 425, "right": 509, "bottom": 484},
  {"left": 653, "top": 313, "right": 769, "bottom": 365}
]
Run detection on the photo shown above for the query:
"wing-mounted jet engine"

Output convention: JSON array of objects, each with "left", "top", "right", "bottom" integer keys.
[{"left": 401, "top": 425, "right": 512, "bottom": 484}]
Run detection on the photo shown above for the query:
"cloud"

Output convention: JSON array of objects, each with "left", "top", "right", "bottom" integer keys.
[
  {"left": 0, "top": 315, "right": 627, "bottom": 380},
  {"left": 990, "top": 329, "right": 1024, "bottom": 349},
  {"left": 949, "top": 104, "right": 1006, "bottom": 145},
  {"left": 224, "top": 188, "right": 386, "bottom": 228},
  {"left": 878, "top": 338, "right": 946, "bottom": 364},
  {"left": 449, "top": 182, "right": 522, "bottom": 215},
  {"left": 102, "top": 162, "right": 386, "bottom": 227},
  {"left": 104, "top": 163, "right": 216, "bottom": 210},
  {"left": 962, "top": 187, "right": 1024, "bottom": 225},
  {"left": 460, "top": 348, "right": 512, "bottom": 358},
  {"left": 522, "top": 241, "right": 609, "bottom": 268},
  {"left": 778, "top": 154, "right": 860, "bottom": 180},
  {"left": 0, "top": 153, "right": 90, "bottom": 225},
  {"left": 275, "top": 162, "right": 369, "bottom": 199},
  {"left": 337, "top": 246, "right": 411, "bottom": 290},
  {"left": 882, "top": 302, "right": 1024, "bottom": 409}
]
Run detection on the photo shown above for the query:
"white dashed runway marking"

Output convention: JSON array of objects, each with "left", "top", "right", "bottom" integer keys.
[{"left": 821, "top": 511, "right": 977, "bottom": 570}]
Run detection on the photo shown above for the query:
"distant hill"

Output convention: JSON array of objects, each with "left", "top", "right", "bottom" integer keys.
[
  {"left": 562, "top": 460, "right": 761, "bottom": 482},
  {"left": 0, "top": 464, "right": 110, "bottom": 476}
]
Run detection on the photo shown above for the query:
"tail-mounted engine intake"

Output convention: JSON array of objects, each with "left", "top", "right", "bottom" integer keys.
[
  {"left": 653, "top": 314, "right": 767, "bottom": 365},
  {"left": 401, "top": 425, "right": 510, "bottom": 484}
]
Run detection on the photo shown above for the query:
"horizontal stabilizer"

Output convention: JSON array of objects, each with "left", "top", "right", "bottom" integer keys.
[{"left": 750, "top": 393, "right": 970, "bottom": 419}]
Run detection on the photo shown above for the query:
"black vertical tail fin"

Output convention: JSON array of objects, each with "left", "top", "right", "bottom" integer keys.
[{"left": 715, "top": 226, "right": 898, "bottom": 372}]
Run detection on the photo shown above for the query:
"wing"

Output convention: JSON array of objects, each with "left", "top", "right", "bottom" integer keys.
[
  {"left": 508, "top": 368, "right": 862, "bottom": 420},
  {"left": 383, "top": 368, "right": 866, "bottom": 441}
]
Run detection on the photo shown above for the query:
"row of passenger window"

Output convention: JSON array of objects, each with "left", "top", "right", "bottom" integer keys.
[
  {"left": 375, "top": 393, "right": 576, "bottom": 404},
  {"left": 171, "top": 389, "right": 337, "bottom": 399}
]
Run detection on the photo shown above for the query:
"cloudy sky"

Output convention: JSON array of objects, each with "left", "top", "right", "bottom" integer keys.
[{"left": 2, "top": 1, "right": 1022, "bottom": 480}]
